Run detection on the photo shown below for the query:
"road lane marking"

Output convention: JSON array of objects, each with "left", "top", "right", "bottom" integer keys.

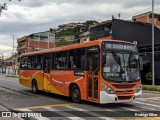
[
  {"left": 142, "top": 97, "right": 160, "bottom": 100},
  {"left": 138, "top": 106, "right": 156, "bottom": 110},
  {"left": 99, "top": 117, "right": 115, "bottom": 120},
  {"left": 121, "top": 107, "right": 138, "bottom": 111},
  {"left": 64, "top": 106, "right": 115, "bottom": 119},
  {"left": 14, "top": 103, "right": 76, "bottom": 110},
  {"left": 140, "top": 99, "right": 160, "bottom": 104},
  {"left": 67, "top": 117, "right": 85, "bottom": 120},
  {"left": 65, "top": 106, "right": 88, "bottom": 111},
  {"left": 133, "top": 101, "right": 160, "bottom": 108},
  {"left": 46, "top": 107, "right": 85, "bottom": 120}
]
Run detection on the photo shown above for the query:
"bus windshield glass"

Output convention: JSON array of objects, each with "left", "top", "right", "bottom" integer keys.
[{"left": 102, "top": 42, "right": 140, "bottom": 82}]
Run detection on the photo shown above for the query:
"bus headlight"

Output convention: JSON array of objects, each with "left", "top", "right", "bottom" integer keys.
[
  {"left": 102, "top": 84, "right": 115, "bottom": 94},
  {"left": 135, "top": 84, "right": 142, "bottom": 93}
]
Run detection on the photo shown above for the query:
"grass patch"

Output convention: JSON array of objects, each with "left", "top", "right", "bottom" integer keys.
[{"left": 142, "top": 85, "right": 160, "bottom": 92}]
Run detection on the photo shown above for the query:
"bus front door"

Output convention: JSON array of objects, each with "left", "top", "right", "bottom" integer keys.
[
  {"left": 43, "top": 56, "right": 52, "bottom": 92},
  {"left": 87, "top": 52, "right": 99, "bottom": 101}
]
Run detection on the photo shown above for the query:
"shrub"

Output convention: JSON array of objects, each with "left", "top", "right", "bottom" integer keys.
[{"left": 142, "top": 85, "right": 160, "bottom": 92}]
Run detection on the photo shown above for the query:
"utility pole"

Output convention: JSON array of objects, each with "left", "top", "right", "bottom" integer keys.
[
  {"left": 10, "top": 35, "right": 16, "bottom": 54},
  {"left": 10, "top": 34, "right": 17, "bottom": 75},
  {"left": 1, "top": 54, "right": 3, "bottom": 74},
  {"left": 152, "top": 0, "right": 155, "bottom": 86}
]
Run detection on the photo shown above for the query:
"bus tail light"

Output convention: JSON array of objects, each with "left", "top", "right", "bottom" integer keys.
[
  {"left": 135, "top": 84, "right": 142, "bottom": 93},
  {"left": 102, "top": 84, "right": 115, "bottom": 94}
]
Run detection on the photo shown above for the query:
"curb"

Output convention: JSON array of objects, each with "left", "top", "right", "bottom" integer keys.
[
  {"left": 143, "top": 90, "right": 160, "bottom": 94},
  {"left": 0, "top": 74, "right": 19, "bottom": 78}
]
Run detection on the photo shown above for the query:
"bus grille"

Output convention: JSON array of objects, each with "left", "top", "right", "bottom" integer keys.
[
  {"left": 118, "top": 96, "right": 132, "bottom": 100},
  {"left": 112, "top": 84, "right": 136, "bottom": 89}
]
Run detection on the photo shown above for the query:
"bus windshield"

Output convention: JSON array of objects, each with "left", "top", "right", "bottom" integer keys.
[{"left": 102, "top": 51, "right": 140, "bottom": 82}]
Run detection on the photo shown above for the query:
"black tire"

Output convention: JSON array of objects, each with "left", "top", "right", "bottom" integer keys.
[
  {"left": 71, "top": 85, "right": 81, "bottom": 103},
  {"left": 32, "top": 80, "right": 38, "bottom": 94}
]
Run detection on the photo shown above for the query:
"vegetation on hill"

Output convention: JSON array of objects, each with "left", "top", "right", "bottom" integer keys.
[{"left": 55, "top": 40, "right": 78, "bottom": 47}]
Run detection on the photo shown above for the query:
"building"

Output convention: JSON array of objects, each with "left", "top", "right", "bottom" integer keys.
[
  {"left": 89, "top": 18, "right": 160, "bottom": 85},
  {"left": 17, "top": 31, "right": 55, "bottom": 62},
  {"left": 132, "top": 11, "right": 160, "bottom": 29},
  {"left": 79, "top": 31, "right": 90, "bottom": 43}
]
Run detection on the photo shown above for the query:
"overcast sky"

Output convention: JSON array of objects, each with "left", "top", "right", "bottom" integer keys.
[{"left": 0, "top": 0, "right": 160, "bottom": 58}]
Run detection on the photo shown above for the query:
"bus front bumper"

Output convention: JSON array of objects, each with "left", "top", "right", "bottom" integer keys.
[{"left": 100, "top": 90, "right": 142, "bottom": 104}]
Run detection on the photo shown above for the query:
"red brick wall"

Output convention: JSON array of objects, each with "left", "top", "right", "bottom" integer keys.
[
  {"left": 135, "top": 16, "right": 148, "bottom": 23},
  {"left": 134, "top": 14, "right": 160, "bottom": 29},
  {"left": 28, "top": 41, "right": 55, "bottom": 50}
]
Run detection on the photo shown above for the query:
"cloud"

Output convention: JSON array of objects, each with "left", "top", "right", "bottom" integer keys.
[{"left": 0, "top": 0, "right": 160, "bottom": 58}]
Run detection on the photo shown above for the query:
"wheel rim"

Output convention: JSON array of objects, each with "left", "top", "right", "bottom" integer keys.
[
  {"left": 73, "top": 89, "right": 79, "bottom": 99},
  {"left": 33, "top": 82, "right": 37, "bottom": 92}
]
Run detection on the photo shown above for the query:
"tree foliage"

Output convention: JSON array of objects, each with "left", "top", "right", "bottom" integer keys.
[{"left": 0, "top": 0, "right": 22, "bottom": 16}]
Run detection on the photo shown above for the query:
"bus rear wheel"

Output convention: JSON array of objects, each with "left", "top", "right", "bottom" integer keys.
[
  {"left": 71, "top": 85, "right": 81, "bottom": 103},
  {"left": 32, "top": 80, "right": 38, "bottom": 94}
]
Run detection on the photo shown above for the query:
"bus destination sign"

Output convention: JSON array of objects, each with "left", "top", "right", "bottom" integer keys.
[{"left": 103, "top": 42, "right": 137, "bottom": 52}]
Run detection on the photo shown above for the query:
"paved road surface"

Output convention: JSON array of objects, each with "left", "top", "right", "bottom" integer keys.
[{"left": 0, "top": 76, "right": 160, "bottom": 120}]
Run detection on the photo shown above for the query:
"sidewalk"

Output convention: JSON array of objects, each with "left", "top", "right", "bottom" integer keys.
[{"left": 0, "top": 74, "right": 19, "bottom": 78}]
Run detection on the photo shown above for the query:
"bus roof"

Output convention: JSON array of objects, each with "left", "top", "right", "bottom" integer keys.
[{"left": 20, "top": 39, "right": 135, "bottom": 57}]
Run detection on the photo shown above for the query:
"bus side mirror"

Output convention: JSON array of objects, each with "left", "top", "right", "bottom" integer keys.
[{"left": 139, "top": 57, "right": 143, "bottom": 71}]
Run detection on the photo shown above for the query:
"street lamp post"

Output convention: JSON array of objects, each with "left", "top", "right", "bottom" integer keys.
[
  {"left": 10, "top": 34, "right": 17, "bottom": 75},
  {"left": 152, "top": 0, "right": 155, "bottom": 86}
]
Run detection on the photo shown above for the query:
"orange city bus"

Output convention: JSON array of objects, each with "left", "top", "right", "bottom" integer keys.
[{"left": 19, "top": 39, "right": 142, "bottom": 104}]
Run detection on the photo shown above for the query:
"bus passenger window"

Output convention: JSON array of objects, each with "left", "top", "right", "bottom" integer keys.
[
  {"left": 20, "top": 57, "right": 28, "bottom": 68},
  {"left": 55, "top": 52, "right": 68, "bottom": 69},
  {"left": 36, "top": 56, "right": 43, "bottom": 69},
  {"left": 69, "top": 49, "right": 85, "bottom": 69},
  {"left": 28, "top": 57, "right": 31, "bottom": 68}
]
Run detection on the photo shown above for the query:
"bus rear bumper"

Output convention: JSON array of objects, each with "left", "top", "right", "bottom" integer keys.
[{"left": 100, "top": 90, "right": 142, "bottom": 104}]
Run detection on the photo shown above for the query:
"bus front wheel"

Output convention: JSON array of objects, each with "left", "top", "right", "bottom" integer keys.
[
  {"left": 32, "top": 80, "right": 38, "bottom": 94},
  {"left": 71, "top": 85, "right": 81, "bottom": 103}
]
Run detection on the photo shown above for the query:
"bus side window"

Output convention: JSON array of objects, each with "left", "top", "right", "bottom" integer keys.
[
  {"left": 20, "top": 57, "right": 28, "bottom": 68},
  {"left": 36, "top": 56, "right": 43, "bottom": 69},
  {"left": 69, "top": 50, "right": 76, "bottom": 69},
  {"left": 28, "top": 57, "right": 31, "bottom": 68},
  {"left": 69, "top": 49, "right": 85, "bottom": 69},
  {"left": 55, "top": 52, "right": 68, "bottom": 69},
  {"left": 31, "top": 56, "right": 36, "bottom": 68}
]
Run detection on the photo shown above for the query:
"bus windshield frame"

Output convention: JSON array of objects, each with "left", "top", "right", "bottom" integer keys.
[{"left": 102, "top": 42, "right": 140, "bottom": 82}]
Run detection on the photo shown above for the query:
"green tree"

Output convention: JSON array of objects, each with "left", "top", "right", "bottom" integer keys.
[{"left": 145, "top": 72, "right": 152, "bottom": 81}]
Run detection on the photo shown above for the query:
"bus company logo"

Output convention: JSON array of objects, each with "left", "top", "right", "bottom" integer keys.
[
  {"left": 2, "top": 112, "right": 11, "bottom": 117},
  {"left": 52, "top": 71, "right": 64, "bottom": 75},
  {"left": 123, "top": 90, "right": 127, "bottom": 93}
]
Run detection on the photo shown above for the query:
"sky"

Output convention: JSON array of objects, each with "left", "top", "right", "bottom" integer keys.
[{"left": 0, "top": 0, "right": 160, "bottom": 59}]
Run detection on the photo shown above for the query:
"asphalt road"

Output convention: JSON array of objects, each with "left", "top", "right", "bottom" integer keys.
[{"left": 0, "top": 75, "right": 160, "bottom": 120}]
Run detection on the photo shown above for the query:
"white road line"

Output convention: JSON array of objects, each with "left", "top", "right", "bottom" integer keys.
[
  {"left": 99, "top": 117, "right": 115, "bottom": 120},
  {"left": 138, "top": 106, "right": 156, "bottom": 110},
  {"left": 133, "top": 101, "right": 160, "bottom": 108},
  {"left": 141, "top": 99, "right": 160, "bottom": 104},
  {"left": 45, "top": 107, "right": 85, "bottom": 120},
  {"left": 121, "top": 107, "right": 138, "bottom": 111},
  {"left": 67, "top": 117, "right": 85, "bottom": 120},
  {"left": 19, "top": 109, "right": 50, "bottom": 120},
  {"left": 46, "top": 107, "right": 60, "bottom": 111},
  {"left": 65, "top": 106, "right": 88, "bottom": 111},
  {"left": 64, "top": 106, "right": 115, "bottom": 120}
]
